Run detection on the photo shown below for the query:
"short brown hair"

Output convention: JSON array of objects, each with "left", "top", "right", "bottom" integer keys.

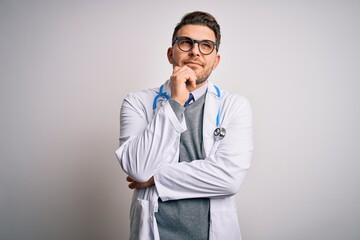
[{"left": 172, "top": 11, "right": 221, "bottom": 51}]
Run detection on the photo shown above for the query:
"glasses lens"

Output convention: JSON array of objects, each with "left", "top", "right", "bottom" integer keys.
[
  {"left": 176, "top": 37, "right": 216, "bottom": 55},
  {"left": 199, "top": 40, "right": 215, "bottom": 55},
  {"left": 177, "top": 37, "right": 193, "bottom": 52}
]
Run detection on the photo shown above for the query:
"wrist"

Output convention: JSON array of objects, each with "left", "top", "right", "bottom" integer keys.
[{"left": 171, "top": 95, "right": 187, "bottom": 106}]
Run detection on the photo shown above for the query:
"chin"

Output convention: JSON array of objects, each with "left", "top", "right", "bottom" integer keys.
[
  {"left": 188, "top": 65, "right": 199, "bottom": 71},
  {"left": 196, "top": 78, "right": 208, "bottom": 85}
]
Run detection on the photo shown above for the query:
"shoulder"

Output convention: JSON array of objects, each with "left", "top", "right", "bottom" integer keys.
[
  {"left": 219, "top": 90, "right": 253, "bottom": 124},
  {"left": 215, "top": 86, "right": 251, "bottom": 111},
  {"left": 123, "top": 87, "right": 159, "bottom": 107},
  {"left": 125, "top": 87, "right": 158, "bottom": 101},
  {"left": 120, "top": 87, "right": 160, "bottom": 118},
  {"left": 223, "top": 91, "right": 250, "bottom": 104}
]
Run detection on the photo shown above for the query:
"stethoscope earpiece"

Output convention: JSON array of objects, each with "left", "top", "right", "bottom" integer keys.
[{"left": 214, "top": 127, "right": 226, "bottom": 141}]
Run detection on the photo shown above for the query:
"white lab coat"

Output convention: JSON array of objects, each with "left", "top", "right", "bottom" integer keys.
[{"left": 116, "top": 80, "right": 253, "bottom": 240}]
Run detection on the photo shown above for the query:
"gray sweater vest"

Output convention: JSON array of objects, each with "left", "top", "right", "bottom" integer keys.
[{"left": 156, "top": 94, "right": 210, "bottom": 240}]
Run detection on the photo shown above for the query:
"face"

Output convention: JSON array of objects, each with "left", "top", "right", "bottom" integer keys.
[{"left": 167, "top": 24, "right": 221, "bottom": 85}]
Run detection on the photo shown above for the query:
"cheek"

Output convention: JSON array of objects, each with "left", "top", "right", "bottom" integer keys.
[
  {"left": 209, "top": 58, "right": 219, "bottom": 71},
  {"left": 172, "top": 51, "right": 179, "bottom": 60},
  {"left": 205, "top": 61, "right": 215, "bottom": 72},
  {"left": 173, "top": 53, "right": 188, "bottom": 66}
]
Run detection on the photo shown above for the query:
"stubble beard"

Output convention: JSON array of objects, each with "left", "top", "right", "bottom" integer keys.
[
  {"left": 171, "top": 57, "right": 214, "bottom": 85},
  {"left": 176, "top": 62, "right": 212, "bottom": 85},
  {"left": 195, "top": 75, "right": 209, "bottom": 85},
  {"left": 192, "top": 66, "right": 212, "bottom": 85}
]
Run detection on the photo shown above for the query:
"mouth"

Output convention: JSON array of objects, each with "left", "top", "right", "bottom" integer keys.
[{"left": 185, "top": 61, "right": 203, "bottom": 67}]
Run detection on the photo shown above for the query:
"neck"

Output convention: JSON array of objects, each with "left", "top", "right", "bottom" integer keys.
[{"left": 187, "top": 80, "right": 207, "bottom": 92}]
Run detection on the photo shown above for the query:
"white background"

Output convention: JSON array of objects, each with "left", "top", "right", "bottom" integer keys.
[{"left": 1, "top": 0, "right": 359, "bottom": 239}]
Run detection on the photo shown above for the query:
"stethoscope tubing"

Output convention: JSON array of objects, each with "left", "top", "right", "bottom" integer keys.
[{"left": 153, "top": 84, "right": 225, "bottom": 140}]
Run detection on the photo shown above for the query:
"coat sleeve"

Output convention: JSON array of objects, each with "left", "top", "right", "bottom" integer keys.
[
  {"left": 115, "top": 92, "right": 187, "bottom": 182},
  {"left": 154, "top": 95, "right": 253, "bottom": 201}
]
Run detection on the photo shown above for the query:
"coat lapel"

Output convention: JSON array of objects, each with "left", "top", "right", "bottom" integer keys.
[
  {"left": 158, "top": 80, "right": 221, "bottom": 157},
  {"left": 203, "top": 82, "right": 221, "bottom": 157}
]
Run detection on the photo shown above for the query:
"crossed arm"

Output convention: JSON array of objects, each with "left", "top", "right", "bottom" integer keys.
[
  {"left": 123, "top": 65, "right": 198, "bottom": 190},
  {"left": 118, "top": 67, "right": 253, "bottom": 197},
  {"left": 127, "top": 176, "right": 154, "bottom": 189}
]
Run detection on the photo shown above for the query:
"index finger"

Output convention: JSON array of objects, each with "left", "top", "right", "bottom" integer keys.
[{"left": 172, "top": 66, "right": 181, "bottom": 74}]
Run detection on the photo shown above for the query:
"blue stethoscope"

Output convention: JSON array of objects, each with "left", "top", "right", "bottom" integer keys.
[{"left": 153, "top": 84, "right": 226, "bottom": 140}]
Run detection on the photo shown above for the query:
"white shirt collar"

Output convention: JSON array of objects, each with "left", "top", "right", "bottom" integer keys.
[{"left": 190, "top": 82, "right": 208, "bottom": 101}]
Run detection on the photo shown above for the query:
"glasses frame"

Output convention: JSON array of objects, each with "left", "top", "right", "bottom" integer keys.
[{"left": 172, "top": 36, "right": 218, "bottom": 55}]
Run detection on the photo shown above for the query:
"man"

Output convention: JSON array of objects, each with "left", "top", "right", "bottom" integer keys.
[{"left": 116, "top": 11, "right": 253, "bottom": 240}]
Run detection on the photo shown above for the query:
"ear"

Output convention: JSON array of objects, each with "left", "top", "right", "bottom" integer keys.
[
  {"left": 167, "top": 47, "right": 173, "bottom": 64},
  {"left": 212, "top": 54, "right": 221, "bottom": 70}
]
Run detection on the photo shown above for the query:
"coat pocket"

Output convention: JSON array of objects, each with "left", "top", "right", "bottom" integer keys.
[
  {"left": 130, "top": 198, "right": 152, "bottom": 240},
  {"left": 210, "top": 207, "right": 242, "bottom": 240}
]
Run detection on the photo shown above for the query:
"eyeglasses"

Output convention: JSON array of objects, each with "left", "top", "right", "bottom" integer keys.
[{"left": 172, "top": 36, "right": 218, "bottom": 55}]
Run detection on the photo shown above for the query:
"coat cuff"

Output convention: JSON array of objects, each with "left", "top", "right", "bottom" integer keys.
[
  {"left": 153, "top": 171, "right": 170, "bottom": 202},
  {"left": 161, "top": 101, "right": 187, "bottom": 133}
]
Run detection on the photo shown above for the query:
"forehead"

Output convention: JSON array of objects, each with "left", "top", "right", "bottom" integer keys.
[{"left": 176, "top": 24, "right": 216, "bottom": 41}]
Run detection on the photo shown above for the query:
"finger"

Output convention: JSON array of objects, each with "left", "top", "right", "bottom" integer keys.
[
  {"left": 172, "top": 65, "right": 191, "bottom": 75},
  {"left": 172, "top": 67, "right": 197, "bottom": 82},
  {"left": 128, "top": 182, "right": 135, "bottom": 189},
  {"left": 184, "top": 66, "right": 197, "bottom": 82},
  {"left": 172, "top": 66, "right": 181, "bottom": 74},
  {"left": 126, "top": 176, "right": 133, "bottom": 182},
  {"left": 185, "top": 71, "right": 197, "bottom": 88},
  {"left": 128, "top": 180, "right": 139, "bottom": 189},
  {"left": 129, "top": 182, "right": 145, "bottom": 189}
]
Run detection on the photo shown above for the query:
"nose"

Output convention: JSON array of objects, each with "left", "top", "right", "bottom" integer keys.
[{"left": 189, "top": 42, "right": 201, "bottom": 56}]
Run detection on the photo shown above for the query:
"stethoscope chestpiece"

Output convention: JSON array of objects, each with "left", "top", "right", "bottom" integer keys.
[{"left": 214, "top": 127, "right": 226, "bottom": 141}]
